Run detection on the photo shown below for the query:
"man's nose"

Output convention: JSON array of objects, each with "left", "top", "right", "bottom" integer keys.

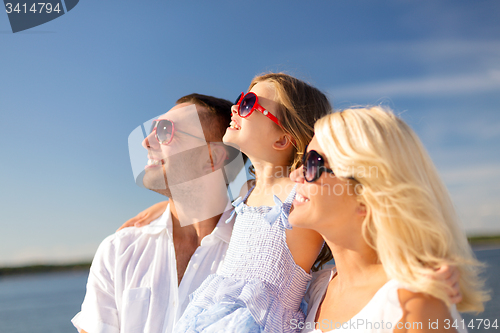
[{"left": 142, "top": 131, "right": 160, "bottom": 150}]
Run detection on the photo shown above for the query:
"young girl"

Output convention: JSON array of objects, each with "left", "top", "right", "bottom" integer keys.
[{"left": 173, "top": 73, "right": 332, "bottom": 333}]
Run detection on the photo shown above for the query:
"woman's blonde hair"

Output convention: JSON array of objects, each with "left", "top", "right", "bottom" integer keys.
[
  {"left": 315, "top": 106, "right": 489, "bottom": 312},
  {"left": 248, "top": 73, "right": 332, "bottom": 171}
]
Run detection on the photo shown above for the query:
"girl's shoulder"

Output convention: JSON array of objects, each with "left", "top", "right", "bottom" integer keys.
[
  {"left": 273, "top": 178, "right": 296, "bottom": 202},
  {"left": 238, "top": 179, "right": 256, "bottom": 198}
]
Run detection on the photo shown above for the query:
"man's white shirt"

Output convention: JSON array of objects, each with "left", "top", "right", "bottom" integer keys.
[{"left": 72, "top": 202, "right": 234, "bottom": 333}]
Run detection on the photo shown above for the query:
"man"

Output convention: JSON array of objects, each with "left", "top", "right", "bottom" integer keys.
[{"left": 72, "top": 94, "right": 245, "bottom": 333}]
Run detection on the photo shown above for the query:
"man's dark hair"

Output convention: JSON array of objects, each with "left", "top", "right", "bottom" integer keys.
[
  {"left": 176, "top": 93, "right": 232, "bottom": 143},
  {"left": 176, "top": 93, "right": 246, "bottom": 183}
]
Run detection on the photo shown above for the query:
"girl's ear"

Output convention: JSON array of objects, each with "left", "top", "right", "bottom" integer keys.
[
  {"left": 203, "top": 143, "right": 228, "bottom": 173},
  {"left": 272, "top": 134, "right": 294, "bottom": 151}
]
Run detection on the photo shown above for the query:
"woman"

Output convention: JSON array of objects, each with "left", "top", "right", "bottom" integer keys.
[{"left": 289, "top": 106, "right": 489, "bottom": 333}]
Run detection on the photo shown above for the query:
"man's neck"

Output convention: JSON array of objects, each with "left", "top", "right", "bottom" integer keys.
[
  {"left": 169, "top": 201, "right": 221, "bottom": 242},
  {"left": 169, "top": 201, "right": 222, "bottom": 285}
]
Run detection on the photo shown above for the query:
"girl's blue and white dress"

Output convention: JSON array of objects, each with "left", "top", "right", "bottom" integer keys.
[{"left": 174, "top": 185, "right": 312, "bottom": 333}]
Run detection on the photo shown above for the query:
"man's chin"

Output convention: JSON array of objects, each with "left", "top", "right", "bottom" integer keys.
[
  {"left": 142, "top": 177, "right": 171, "bottom": 197},
  {"left": 149, "top": 188, "right": 171, "bottom": 198}
]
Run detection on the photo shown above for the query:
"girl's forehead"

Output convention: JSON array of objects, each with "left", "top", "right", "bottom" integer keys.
[{"left": 250, "top": 81, "right": 276, "bottom": 99}]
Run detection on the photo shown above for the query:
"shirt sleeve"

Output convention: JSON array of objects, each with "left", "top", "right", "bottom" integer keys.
[
  {"left": 303, "top": 267, "right": 333, "bottom": 314},
  {"left": 71, "top": 234, "right": 120, "bottom": 333}
]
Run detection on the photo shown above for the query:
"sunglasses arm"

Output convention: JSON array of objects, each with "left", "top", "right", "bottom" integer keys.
[
  {"left": 177, "top": 129, "right": 207, "bottom": 142},
  {"left": 255, "top": 104, "right": 281, "bottom": 126}
]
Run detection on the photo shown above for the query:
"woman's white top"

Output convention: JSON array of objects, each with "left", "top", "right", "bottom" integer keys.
[{"left": 301, "top": 267, "right": 467, "bottom": 333}]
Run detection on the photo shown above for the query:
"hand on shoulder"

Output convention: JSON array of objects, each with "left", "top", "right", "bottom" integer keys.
[
  {"left": 116, "top": 200, "right": 169, "bottom": 231},
  {"left": 395, "top": 289, "right": 457, "bottom": 333}
]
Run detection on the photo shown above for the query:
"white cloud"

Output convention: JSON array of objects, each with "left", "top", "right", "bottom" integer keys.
[
  {"left": 329, "top": 70, "right": 500, "bottom": 100},
  {"left": 373, "top": 40, "right": 500, "bottom": 62},
  {"left": 441, "top": 164, "right": 500, "bottom": 185},
  {"left": 439, "top": 163, "right": 500, "bottom": 234}
]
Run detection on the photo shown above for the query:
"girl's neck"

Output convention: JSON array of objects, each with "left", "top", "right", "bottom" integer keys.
[
  {"left": 250, "top": 155, "right": 291, "bottom": 186},
  {"left": 245, "top": 156, "right": 294, "bottom": 206}
]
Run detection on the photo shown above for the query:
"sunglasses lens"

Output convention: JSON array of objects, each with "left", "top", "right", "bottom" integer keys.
[
  {"left": 156, "top": 120, "right": 173, "bottom": 144},
  {"left": 149, "top": 121, "right": 157, "bottom": 135},
  {"left": 305, "top": 151, "right": 322, "bottom": 182},
  {"left": 235, "top": 93, "right": 242, "bottom": 105},
  {"left": 239, "top": 93, "right": 256, "bottom": 117}
]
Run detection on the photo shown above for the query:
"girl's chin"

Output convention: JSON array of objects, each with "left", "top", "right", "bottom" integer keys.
[
  {"left": 222, "top": 130, "right": 239, "bottom": 144},
  {"left": 222, "top": 129, "right": 232, "bottom": 141}
]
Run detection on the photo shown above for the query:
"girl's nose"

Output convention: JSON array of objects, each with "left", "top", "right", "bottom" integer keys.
[
  {"left": 290, "top": 165, "right": 305, "bottom": 183},
  {"left": 231, "top": 104, "right": 239, "bottom": 115}
]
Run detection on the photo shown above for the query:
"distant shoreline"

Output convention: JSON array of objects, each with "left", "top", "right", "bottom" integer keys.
[
  {"left": 2, "top": 235, "right": 499, "bottom": 276},
  {"left": 0, "top": 262, "right": 91, "bottom": 277},
  {"left": 467, "top": 235, "right": 500, "bottom": 250}
]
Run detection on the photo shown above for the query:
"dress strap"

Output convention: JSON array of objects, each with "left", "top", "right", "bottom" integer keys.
[
  {"left": 225, "top": 185, "right": 255, "bottom": 224},
  {"left": 242, "top": 185, "right": 255, "bottom": 203},
  {"left": 282, "top": 184, "right": 297, "bottom": 215},
  {"left": 263, "top": 184, "right": 297, "bottom": 229}
]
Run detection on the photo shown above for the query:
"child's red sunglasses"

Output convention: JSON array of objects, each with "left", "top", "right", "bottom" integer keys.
[{"left": 234, "top": 92, "right": 281, "bottom": 127}]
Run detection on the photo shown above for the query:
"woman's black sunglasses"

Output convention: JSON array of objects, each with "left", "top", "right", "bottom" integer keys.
[{"left": 302, "top": 145, "right": 355, "bottom": 183}]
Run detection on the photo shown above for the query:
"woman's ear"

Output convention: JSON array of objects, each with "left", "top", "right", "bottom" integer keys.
[
  {"left": 357, "top": 202, "right": 367, "bottom": 217},
  {"left": 272, "top": 134, "right": 294, "bottom": 151},
  {"left": 203, "top": 143, "right": 228, "bottom": 173}
]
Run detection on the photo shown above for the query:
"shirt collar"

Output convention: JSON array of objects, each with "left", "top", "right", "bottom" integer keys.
[
  {"left": 142, "top": 203, "right": 172, "bottom": 235},
  {"left": 141, "top": 200, "right": 234, "bottom": 244}
]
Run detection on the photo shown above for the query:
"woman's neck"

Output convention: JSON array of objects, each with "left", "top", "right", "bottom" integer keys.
[{"left": 324, "top": 237, "right": 386, "bottom": 288}]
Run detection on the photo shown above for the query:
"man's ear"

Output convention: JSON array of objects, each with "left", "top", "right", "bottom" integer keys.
[
  {"left": 272, "top": 134, "right": 294, "bottom": 151},
  {"left": 203, "top": 144, "right": 228, "bottom": 173}
]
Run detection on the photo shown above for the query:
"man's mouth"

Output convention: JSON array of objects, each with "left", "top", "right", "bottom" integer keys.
[{"left": 147, "top": 158, "right": 164, "bottom": 166}]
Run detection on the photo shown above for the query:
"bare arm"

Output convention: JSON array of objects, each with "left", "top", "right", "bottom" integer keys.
[
  {"left": 395, "top": 289, "right": 458, "bottom": 333},
  {"left": 286, "top": 226, "right": 325, "bottom": 273},
  {"left": 116, "top": 200, "right": 169, "bottom": 231}
]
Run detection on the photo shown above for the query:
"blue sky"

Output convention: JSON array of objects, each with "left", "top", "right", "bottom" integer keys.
[{"left": 1, "top": 0, "right": 499, "bottom": 266}]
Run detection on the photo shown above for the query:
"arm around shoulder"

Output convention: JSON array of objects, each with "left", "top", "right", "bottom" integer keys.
[
  {"left": 117, "top": 200, "right": 169, "bottom": 231},
  {"left": 395, "top": 289, "right": 458, "bottom": 333}
]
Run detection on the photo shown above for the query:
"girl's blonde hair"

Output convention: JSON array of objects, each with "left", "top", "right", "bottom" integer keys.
[
  {"left": 249, "top": 73, "right": 334, "bottom": 271},
  {"left": 248, "top": 73, "right": 332, "bottom": 171},
  {"left": 315, "top": 106, "right": 489, "bottom": 312}
]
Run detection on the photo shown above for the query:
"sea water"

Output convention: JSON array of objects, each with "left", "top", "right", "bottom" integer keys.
[
  {"left": 0, "top": 248, "right": 498, "bottom": 333},
  {"left": 462, "top": 247, "right": 500, "bottom": 332},
  {"left": 0, "top": 270, "right": 88, "bottom": 333}
]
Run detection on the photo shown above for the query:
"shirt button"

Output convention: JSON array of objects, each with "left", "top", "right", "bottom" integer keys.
[{"left": 192, "top": 263, "right": 199, "bottom": 270}]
